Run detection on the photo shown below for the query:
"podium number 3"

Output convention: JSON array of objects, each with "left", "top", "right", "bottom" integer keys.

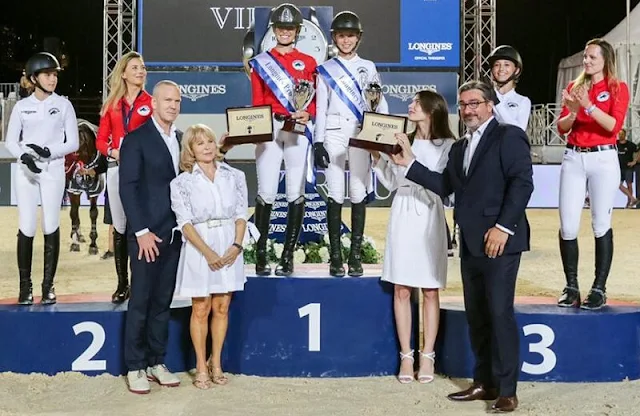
[
  {"left": 71, "top": 321, "right": 107, "bottom": 371},
  {"left": 521, "top": 324, "right": 557, "bottom": 375},
  {"left": 298, "top": 303, "right": 321, "bottom": 352}
]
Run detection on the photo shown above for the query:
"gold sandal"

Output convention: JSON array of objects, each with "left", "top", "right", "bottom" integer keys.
[
  {"left": 193, "top": 371, "right": 213, "bottom": 390},
  {"left": 208, "top": 361, "right": 229, "bottom": 386}
]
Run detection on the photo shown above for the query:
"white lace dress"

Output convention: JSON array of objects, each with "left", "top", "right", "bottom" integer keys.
[
  {"left": 373, "top": 138, "right": 454, "bottom": 289},
  {"left": 170, "top": 162, "right": 252, "bottom": 297}
]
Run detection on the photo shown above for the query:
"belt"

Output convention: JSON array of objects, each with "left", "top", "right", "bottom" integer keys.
[
  {"left": 195, "top": 218, "right": 233, "bottom": 228},
  {"left": 566, "top": 144, "right": 616, "bottom": 153},
  {"left": 107, "top": 161, "right": 119, "bottom": 168},
  {"left": 273, "top": 113, "right": 288, "bottom": 122}
]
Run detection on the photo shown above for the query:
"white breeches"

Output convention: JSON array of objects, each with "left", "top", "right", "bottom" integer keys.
[
  {"left": 322, "top": 116, "right": 371, "bottom": 204},
  {"left": 255, "top": 120, "right": 310, "bottom": 204},
  {"left": 559, "top": 148, "right": 620, "bottom": 240},
  {"left": 15, "top": 159, "right": 66, "bottom": 237},
  {"left": 107, "top": 165, "right": 127, "bottom": 234}
]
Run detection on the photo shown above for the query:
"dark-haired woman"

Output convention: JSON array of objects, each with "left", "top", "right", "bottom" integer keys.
[{"left": 372, "top": 90, "right": 455, "bottom": 384}]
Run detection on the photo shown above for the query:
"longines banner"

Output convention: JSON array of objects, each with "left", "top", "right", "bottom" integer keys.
[
  {"left": 137, "top": 0, "right": 459, "bottom": 67},
  {"left": 146, "top": 71, "right": 458, "bottom": 115}
]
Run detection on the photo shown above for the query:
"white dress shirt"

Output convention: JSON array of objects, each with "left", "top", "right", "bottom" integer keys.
[{"left": 493, "top": 87, "right": 531, "bottom": 132}]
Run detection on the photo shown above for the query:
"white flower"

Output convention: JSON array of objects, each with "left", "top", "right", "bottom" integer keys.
[
  {"left": 268, "top": 239, "right": 275, "bottom": 249},
  {"left": 323, "top": 233, "right": 330, "bottom": 245},
  {"left": 318, "top": 246, "right": 330, "bottom": 263},
  {"left": 274, "top": 243, "right": 284, "bottom": 258},
  {"left": 364, "top": 235, "right": 376, "bottom": 249},
  {"left": 340, "top": 236, "right": 351, "bottom": 249},
  {"left": 293, "top": 249, "right": 306, "bottom": 264}
]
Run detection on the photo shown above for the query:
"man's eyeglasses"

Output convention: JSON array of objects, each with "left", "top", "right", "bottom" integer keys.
[{"left": 457, "top": 100, "right": 487, "bottom": 110}]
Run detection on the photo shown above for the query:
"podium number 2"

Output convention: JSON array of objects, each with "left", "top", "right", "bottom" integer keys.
[
  {"left": 521, "top": 324, "right": 557, "bottom": 375},
  {"left": 298, "top": 303, "right": 321, "bottom": 352},
  {"left": 71, "top": 321, "right": 107, "bottom": 371}
]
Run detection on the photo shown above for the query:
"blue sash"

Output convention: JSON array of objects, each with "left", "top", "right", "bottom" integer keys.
[{"left": 317, "top": 59, "right": 366, "bottom": 123}]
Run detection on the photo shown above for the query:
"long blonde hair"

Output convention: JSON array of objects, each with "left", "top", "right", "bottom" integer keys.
[
  {"left": 179, "top": 124, "right": 223, "bottom": 172},
  {"left": 571, "top": 38, "right": 620, "bottom": 94},
  {"left": 100, "top": 51, "right": 145, "bottom": 116}
]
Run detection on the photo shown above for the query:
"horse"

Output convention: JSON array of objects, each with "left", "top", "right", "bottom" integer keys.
[{"left": 64, "top": 119, "right": 107, "bottom": 254}]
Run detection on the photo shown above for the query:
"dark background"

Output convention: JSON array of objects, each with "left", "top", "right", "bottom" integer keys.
[{"left": 0, "top": 0, "right": 638, "bottom": 104}]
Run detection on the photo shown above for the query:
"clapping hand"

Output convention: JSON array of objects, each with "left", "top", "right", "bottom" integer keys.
[
  {"left": 571, "top": 85, "right": 591, "bottom": 108},
  {"left": 561, "top": 89, "right": 580, "bottom": 114}
]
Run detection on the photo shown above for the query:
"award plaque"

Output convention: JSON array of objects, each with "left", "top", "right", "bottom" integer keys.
[
  {"left": 225, "top": 105, "right": 274, "bottom": 145},
  {"left": 349, "top": 112, "right": 407, "bottom": 155},
  {"left": 280, "top": 79, "right": 316, "bottom": 135}
]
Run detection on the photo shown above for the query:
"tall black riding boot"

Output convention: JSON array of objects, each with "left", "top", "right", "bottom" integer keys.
[
  {"left": 275, "top": 198, "right": 305, "bottom": 277},
  {"left": 348, "top": 201, "right": 366, "bottom": 277},
  {"left": 17, "top": 231, "right": 34, "bottom": 305},
  {"left": 327, "top": 198, "right": 345, "bottom": 277},
  {"left": 254, "top": 197, "right": 273, "bottom": 276},
  {"left": 41, "top": 229, "right": 60, "bottom": 305},
  {"left": 581, "top": 229, "right": 613, "bottom": 310},
  {"left": 112, "top": 230, "right": 130, "bottom": 304},
  {"left": 557, "top": 234, "right": 580, "bottom": 308}
]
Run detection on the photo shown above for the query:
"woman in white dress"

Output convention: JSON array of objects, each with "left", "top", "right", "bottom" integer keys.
[
  {"left": 170, "top": 124, "right": 249, "bottom": 389},
  {"left": 371, "top": 90, "right": 455, "bottom": 384}
]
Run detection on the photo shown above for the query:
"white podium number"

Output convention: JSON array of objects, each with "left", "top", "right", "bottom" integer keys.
[
  {"left": 298, "top": 303, "right": 321, "bottom": 352},
  {"left": 521, "top": 324, "right": 557, "bottom": 375},
  {"left": 71, "top": 321, "right": 107, "bottom": 371}
]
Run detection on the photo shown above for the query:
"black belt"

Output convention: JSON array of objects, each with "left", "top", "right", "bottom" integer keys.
[
  {"left": 273, "top": 113, "right": 288, "bottom": 122},
  {"left": 566, "top": 144, "right": 616, "bottom": 153}
]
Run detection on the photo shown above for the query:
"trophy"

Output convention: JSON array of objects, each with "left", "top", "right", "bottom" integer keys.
[
  {"left": 349, "top": 77, "right": 407, "bottom": 154},
  {"left": 225, "top": 105, "right": 274, "bottom": 145},
  {"left": 281, "top": 79, "right": 316, "bottom": 135}
]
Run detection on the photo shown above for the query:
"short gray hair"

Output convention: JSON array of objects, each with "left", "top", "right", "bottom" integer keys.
[
  {"left": 152, "top": 80, "right": 180, "bottom": 96},
  {"left": 458, "top": 80, "right": 496, "bottom": 103}
]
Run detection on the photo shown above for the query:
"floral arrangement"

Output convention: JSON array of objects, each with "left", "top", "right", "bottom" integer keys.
[{"left": 243, "top": 233, "right": 382, "bottom": 265}]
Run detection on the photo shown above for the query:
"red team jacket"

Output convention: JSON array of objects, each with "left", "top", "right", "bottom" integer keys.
[
  {"left": 558, "top": 78, "right": 630, "bottom": 147},
  {"left": 96, "top": 91, "right": 153, "bottom": 157},
  {"left": 251, "top": 48, "right": 317, "bottom": 119}
]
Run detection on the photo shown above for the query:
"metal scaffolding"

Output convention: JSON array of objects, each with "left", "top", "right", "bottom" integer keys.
[
  {"left": 461, "top": 0, "right": 497, "bottom": 84},
  {"left": 102, "top": 0, "right": 136, "bottom": 101}
]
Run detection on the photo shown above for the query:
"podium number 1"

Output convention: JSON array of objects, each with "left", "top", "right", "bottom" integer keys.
[{"left": 298, "top": 303, "right": 321, "bottom": 352}]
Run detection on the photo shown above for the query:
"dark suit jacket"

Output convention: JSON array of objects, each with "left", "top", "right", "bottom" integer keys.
[
  {"left": 119, "top": 119, "right": 183, "bottom": 241},
  {"left": 406, "top": 118, "right": 534, "bottom": 258}
]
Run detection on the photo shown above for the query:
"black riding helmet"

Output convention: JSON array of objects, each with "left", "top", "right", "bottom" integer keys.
[
  {"left": 270, "top": 3, "right": 303, "bottom": 28},
  {"left": 488, "top": 45, "right": 523, "bottom": 81},
  {"left": 331, "top": 11, "right": 363, "bottom": 33},
  {"left": 26, "top": 52, "right": 61, "bottom": 79}
]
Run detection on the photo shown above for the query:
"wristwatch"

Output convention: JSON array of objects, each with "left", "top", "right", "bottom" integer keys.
[{"left": 232, "top": 243, "right": 243, "bottom": 252}]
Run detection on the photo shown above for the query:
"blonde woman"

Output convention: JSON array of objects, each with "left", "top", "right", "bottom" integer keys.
[
  {"left": 170, "top": 124, "right": 250, "bottom": 389},
  {"left": 556, "top": 38, "right": 630, "bottom": 310},
  {"left": 96, "top": 51, "right": 151, "bottom": 304}
]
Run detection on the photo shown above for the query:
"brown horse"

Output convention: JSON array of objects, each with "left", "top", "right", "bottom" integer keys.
[{"left": 64, "top": 120, "right": 107, "bottom": 254}]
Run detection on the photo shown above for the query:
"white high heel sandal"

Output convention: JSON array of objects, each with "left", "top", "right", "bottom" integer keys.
[
  {"left": 417, "top": 351, "right": 436, "bottom": 384},
  {"left": 397, "top": 350, "right": 415, "bottom": 384}
]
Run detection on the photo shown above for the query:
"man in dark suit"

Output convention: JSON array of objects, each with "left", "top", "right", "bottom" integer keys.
[
  {"left": 392, "top": 80, "right": 534, "bottom": 412},
  {"left": 119, "top": 80, "right": 183, "bottom": 394}
]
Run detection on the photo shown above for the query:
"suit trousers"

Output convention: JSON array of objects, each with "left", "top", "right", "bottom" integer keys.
[
  {"left": 123, "top": 235, "right": 181, "bottom": 371},
  {"left": 461, "top": 251, "right": 521, "bottom": 397}
]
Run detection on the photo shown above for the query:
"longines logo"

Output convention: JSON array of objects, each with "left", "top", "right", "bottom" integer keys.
[
  {"left": 383, "top": 84, "right": 438, "bottom": 101},
  {"left": 179, "top": 84, "right": 227, "bottom": 102},
  {"left": 407, "top": 42, "right": 453, "bottom": 61},
  {"left": 209, "top": 7, "right": 255, "bottom": 30}
]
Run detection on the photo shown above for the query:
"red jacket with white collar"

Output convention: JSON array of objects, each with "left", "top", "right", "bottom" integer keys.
[
  {"left": 558, "top": 78, "right": 629, "bottom": 147},
  {"left": 251, "top": 48, "right": 317, "bottom": 119},
  {"left": 96, "top": 91, "right": 153, "bottom": 157}
]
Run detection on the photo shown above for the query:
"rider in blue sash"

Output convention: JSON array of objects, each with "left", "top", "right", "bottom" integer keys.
[{"left": 315, "top": 11, "right": 388, "bottom": 277}]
